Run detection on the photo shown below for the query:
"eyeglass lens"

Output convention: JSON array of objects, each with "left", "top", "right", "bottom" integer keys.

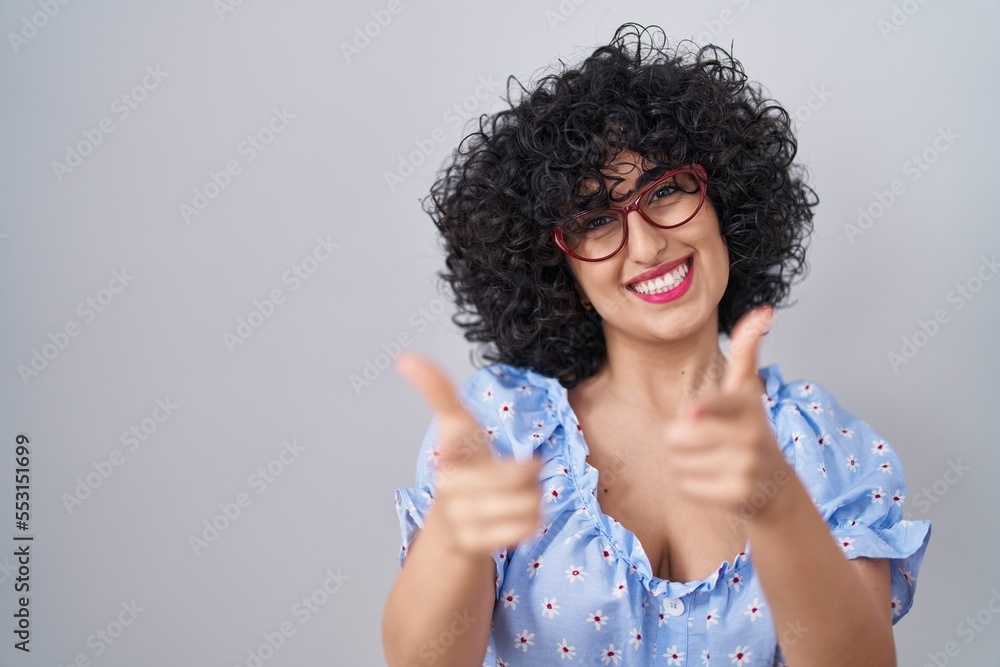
[{"left": 560, "top": 169, "right": 702, "bottom": 260}]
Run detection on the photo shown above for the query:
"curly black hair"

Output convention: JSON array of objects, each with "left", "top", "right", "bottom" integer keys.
[{"left": 423, "top": 23, "right": 818, "bottom": 388}]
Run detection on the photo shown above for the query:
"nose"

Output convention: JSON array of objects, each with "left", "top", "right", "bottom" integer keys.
[{"left": 622, "top": 208, "right": 669, "bottom": 261}]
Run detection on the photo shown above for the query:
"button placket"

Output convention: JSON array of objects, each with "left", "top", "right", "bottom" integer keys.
[
  {"left": 652, "top": 589, "right": 695, "bottom": 665},
  {"left": 662, "top": 596, "right": 685, "bottom": 616}
]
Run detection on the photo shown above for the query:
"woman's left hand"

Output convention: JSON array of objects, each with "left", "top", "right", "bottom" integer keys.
[{"left": 662, "top": 304, "right": 793, "bottom": 523}]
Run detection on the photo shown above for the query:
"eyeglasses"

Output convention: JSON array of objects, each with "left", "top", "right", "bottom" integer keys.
[{"left": 550, "top": 163, "right": 708, "bottom": 262}]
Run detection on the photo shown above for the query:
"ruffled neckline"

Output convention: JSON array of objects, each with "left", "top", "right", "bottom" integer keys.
[{"left": 522, "top": 362, "right": 785, "bottom": 599}]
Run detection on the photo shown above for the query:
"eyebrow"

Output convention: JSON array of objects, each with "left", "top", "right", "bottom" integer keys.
[
  {"left": 567, "top": 163, "right": 674, "bottom": 217},
  {"left": 605, "top": 164, "right": 671, "bottom": 202}
]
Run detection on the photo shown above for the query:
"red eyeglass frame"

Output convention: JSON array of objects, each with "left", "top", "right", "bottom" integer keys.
[{"left": 550, "top": 163, "right": 709, "bottom": 262}]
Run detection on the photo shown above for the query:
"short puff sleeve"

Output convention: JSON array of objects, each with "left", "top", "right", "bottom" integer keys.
[
  {"left": 774, "top": 377, "right": 932, "bottom": 625},
  {"left": 393, "top": 367, "right": 512, "bottom": 603}
]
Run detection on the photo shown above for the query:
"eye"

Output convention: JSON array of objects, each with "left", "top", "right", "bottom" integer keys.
[
  {"left": 644, "top": 171, "right": 700, "bottom": 207},
  {"left": 581, "top": 212, "right": 616, "bottom": 230},
  {"left": 649, "top": 182, "right": 679, "bottom": 201},
  {"left": 564, "top": 209, "right": 617, "bottom": 234}
]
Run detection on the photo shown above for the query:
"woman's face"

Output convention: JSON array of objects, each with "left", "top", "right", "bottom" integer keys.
[{"left": 565, "top": 149, "right": 730, "bottom": 343}]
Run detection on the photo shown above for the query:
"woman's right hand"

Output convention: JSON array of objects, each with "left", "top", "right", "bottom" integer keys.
[{"left": 394, "top": 350, "right": 544, "bottom": 558}]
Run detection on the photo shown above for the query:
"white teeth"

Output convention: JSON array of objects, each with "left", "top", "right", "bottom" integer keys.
[{"left": 630, "top": 259, "right": 690, "bottom": 294}]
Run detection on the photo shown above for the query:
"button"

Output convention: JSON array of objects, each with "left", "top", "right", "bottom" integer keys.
[{"left": 662, "top": 597, "right": 685, "bottom": 616}]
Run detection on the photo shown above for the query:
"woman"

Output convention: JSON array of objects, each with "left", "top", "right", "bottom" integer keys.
[{"left": 383, "top": 24, "right": 931, "bottom": 667}]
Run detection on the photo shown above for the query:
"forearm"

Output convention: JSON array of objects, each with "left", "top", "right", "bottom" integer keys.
[
  {"left": 746, "top": 461, "right": 896, "bottom": 667},
  {"left": 382, "top": 504, "right": 496, "bottom": 667}
]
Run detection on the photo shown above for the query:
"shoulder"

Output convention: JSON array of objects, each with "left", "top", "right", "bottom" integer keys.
[
  {"left": 762, "top": 364, "right": 906, "bottom": 512},
  {"left": 457, "top": 362, "right": 537, "bottom": 399},
  {"left": 761, "top": 365, "right": 932, "bottom": 623},
  {"left": 761, "top": 363, "right": 877, "bottom": 454},
  {"left": 456, "top": 362, "right": 557, "bottom": 408},
  {"left": 454, "top": 362, "right": 564, "bottom": 461}
]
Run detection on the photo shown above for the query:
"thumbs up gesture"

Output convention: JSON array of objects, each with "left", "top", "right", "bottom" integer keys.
[
  {"left": 662, "top": 305, "right": 791, "bottom": 523},
  {"left": 394, "top": 351, "right": 545, "bottom": 557}
]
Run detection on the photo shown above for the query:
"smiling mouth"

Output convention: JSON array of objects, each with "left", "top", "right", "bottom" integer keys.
[{"left": 627, "top": 257, "right": 693, "bottom": 294}]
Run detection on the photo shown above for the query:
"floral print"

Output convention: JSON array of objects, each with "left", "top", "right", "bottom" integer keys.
[{"left": 394, "top": 363, "right": 932, "bottom": 665}]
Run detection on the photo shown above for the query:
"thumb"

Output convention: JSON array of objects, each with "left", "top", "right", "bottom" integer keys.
[
  {"left": 394, "top": 350, "right": 493, "bottom": 466},
  {"left": 722, "top": 304, "right": 774, "bottom": 394}
]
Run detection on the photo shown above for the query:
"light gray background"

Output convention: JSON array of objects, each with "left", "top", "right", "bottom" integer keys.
[{"left": 1, "top": 1, "right": 997, "bottom": 666}]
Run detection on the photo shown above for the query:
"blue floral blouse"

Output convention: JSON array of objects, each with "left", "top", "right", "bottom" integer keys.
[{"left": 394, "top": 362, "right": 932, "bottom": 666}]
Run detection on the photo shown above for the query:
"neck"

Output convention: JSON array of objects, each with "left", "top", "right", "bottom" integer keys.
[{"left": 591, "top": 310, "right": 730, "bottom": 417}]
